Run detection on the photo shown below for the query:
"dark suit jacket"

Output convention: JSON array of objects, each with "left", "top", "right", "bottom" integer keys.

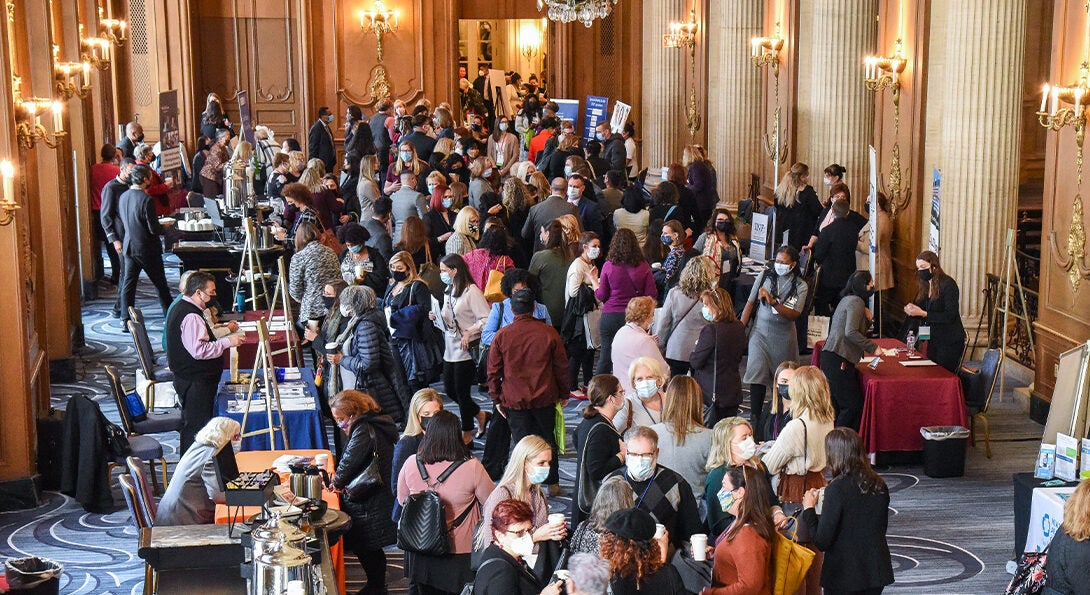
[
  {"left": 100, "top": 177, "right": 128, "bottom": 244},
  {"left": 308, "top": 120, "right": 336, "bottom": 172},
  {"left": 117, "top": 136, "right": 137, "bottom": 159},
  {"left": 118, "top": 188, "right": 164, "bottom": 257},
  {"left": 801, "top": 477, "right": 894, "bottom": 592},
  {"left": 362, "top": 217, "right": 393, "bottom": 262},
  {"left": 369, "top": 112, "right": 391, "bottom": 155},
  {"left": 913, "top": 275, "right": 965, "bottom": 347},
  {"left": 521, "top": 195, "right": 578, "bottom": 250},
  {"left": 572, "top": 195, "right": 604, "bottom": 237},
  {"left": 813, "top": 217, "right": 860, "bottom": 290},
  {"left": 400, "top": 131, "right": 437, "bottom": 163},
  {"left": 602, "top": 136, "right": 627, "bottom": 174}
]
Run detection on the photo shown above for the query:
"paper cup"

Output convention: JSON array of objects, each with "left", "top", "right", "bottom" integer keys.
[
  {"left": 314, "top": 454, "right": 329, "bottom": 468},
  {"left": 654, "top": 523, "right": 666, "bottom": 539},
  {"left": 325, "top": 342, "right": 339, "bottom": 351},
  {"left": 549, "top": 513, "right": 566, "bottom": 526},
  {"left": 691, "top": 534, "right": 708, "bottom": 561},
  {"left": 306, "top": 320, "right": 320, "bottom": 331}
]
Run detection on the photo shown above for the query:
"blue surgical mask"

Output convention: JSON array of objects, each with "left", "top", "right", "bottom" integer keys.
[
  {"left": 701, "top": 306, "right": 714, "bottom": 322},
  {"left": 564, "top": 166, "right": 573, "bottom": 177},
  {"left": 626, "top": 456, "right": 655, "bottom": 482},
  {"left": 596, "top": 132, "right": 605, "bottom": 142},
  {"left": 349, "top": 244, "right": 363, "bottom": 254},
  {"left": 484, "top": 168, "right": 493, "bottom": 178},
  {"left": 774, "top": 262, "right": 792, "bottom": 276},
  {"left": 499, "top": 122, "right": 509, "bottom": 132},
  {"left": 442, "top": 198, "right": 453, "bottom": 209},
  {"left": 661, "top": 235, "right": 673, "bottom": 246},
  {"left": 527, "top": 465, "right": 549, "bottom": 485},
  {"left": 634, "top": 379, "right": 659, "bottom": 399},
  {"left": 586, "top": 246, "right": 601, "bottom": 259},
  {"left": 400, "top": 151, "right": 413, "bottom": 162},
  {"left": 427, "top": 184, "right": 437, "bottom": 194},
  {"left": 440, "top": 271, "right": 453, "bottom": 285},
  {"left": 717, "top": 487, "right": 736, "bottom": 512}
]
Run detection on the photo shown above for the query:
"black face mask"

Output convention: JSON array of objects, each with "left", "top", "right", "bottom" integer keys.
[
  {"left": 135, "top": 134, "right": 145, "bottom": 142},
  {"left": 917, "top": 269, "right": 933, "bottom": 282},
  {"left": 776, "top": 384, "right": 791, "bottom": 402},
  {"left": 391, "top": 270, "right": 408, "bottom": 283},
  {"left": 715, "top": 221, "right": 731, "bottom": 233},
  {"left": 420, "top": 415, "right": 434, "bottom": 433},
  {"left": 322, "top": 296, "right": 336, "bottom": 310}
]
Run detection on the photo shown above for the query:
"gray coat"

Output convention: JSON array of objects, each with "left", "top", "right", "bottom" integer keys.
[
  {"left": 156, "top": 442, "right": 222, "bottom": 526},
  {"left": 823, "top": 295, "right": 877, "bottom": 363},
  {"left": 521, "top": 195, "right": 578, "bottom": 250},
  {"left": 654, "top": 288, "right": 709, "bottom": 361},
  {"left": 390, "top": 187, "right": 427, "bottom": 245}
]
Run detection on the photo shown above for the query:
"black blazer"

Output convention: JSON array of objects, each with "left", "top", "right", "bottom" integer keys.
[
  {"left": 571, "top": 414, "right": 623, "bottom": 526},
  {"left": 813, "top": 217, "right": 860, "bottom": 290},
  {"left": 801, "top": 476, "right": 894, "bottom": 592},
  {"left": 118, "top": 188, "right": 163, "bottom": 257},
  {"left": 774, "top": 186, "right": 823, "bottom": 251},
  {"left": 100, "top": 177, "right": 128, "bottom": 244},
  {"left": 472, "top": 545, "right": 545, "bottom": 595},
  {"left": 913, "top": 275, "right": 965, "bottom": 346},
  {"left": 308, "top": 120, "right": 336, "bottom": 172},
  {"left": 400, "top": 131, "right": 437, "bottom": 163},
  {"left": 689, "top": 320, "right": 747, "bottom": 410}
]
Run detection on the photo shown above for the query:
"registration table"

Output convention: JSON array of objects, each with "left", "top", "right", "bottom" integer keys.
[
  {"left": 812, "top": 338, "right": 968, "bottom": 457},
  {"left": 223, "top": 309, "right": 294, "bottom": 369},
  {"left": 214, "top": 449, "right": 346, "bottom": 595},
  {"left": 215, "top": 368, "right": 326, "bottom": 451},
  {"left": 1025, "top": 486, "right": 1077, "bottom": 552}
]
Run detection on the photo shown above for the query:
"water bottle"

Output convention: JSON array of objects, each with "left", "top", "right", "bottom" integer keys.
[
  {"left": 235, "top": 287, "right": 246, "bottom": 313},
  {"left": 906, "top": 330, "right": 916, "bottom": 355}
]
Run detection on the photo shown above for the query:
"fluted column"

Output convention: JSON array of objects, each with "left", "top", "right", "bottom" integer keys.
[
  {"left": 797, "top": 0, "right": 878, "bottom": 208},
  {"left": 937, "top": 0, "right": 1026, "bottom": 318},
  {"left": 641, "top": 0, "right": 688, "bottom": 177},
  {"left": 707, "top": 0, "right": 764, "bottom": 205}
]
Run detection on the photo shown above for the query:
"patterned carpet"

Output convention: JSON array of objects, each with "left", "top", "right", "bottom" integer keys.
[{"left": 0, "top": 254, "right": 1046, "bottom": 594}]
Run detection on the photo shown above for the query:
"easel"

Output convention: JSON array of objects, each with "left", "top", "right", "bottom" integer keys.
[
  {"left": 975, "top": 228, "right": 1036, "bottom": 401},
  {"left": 239, "top": 319, "right": 290, "bottom": 450},
  {"left": 266, "top": 256, "right": 302, "bottom": 367},
  {"left": 233, "top": 218, "right": 271, "bottom": 312}
]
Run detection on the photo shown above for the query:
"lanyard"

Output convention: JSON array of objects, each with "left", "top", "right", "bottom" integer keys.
[
  {"left": 637, "top": 394, "right": 662, "bottom": 425},
  {"left": 628, "top": 469, "right": 659, "bottom": 508}
]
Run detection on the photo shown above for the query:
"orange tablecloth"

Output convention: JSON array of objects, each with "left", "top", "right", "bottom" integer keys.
[{"left": 214, "top": 449, "right": 346, "bottom": 594}]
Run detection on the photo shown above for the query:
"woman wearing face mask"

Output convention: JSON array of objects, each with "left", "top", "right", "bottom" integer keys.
[
  {"left": 469, "top": 156, "right": 498, "bottom": 212},
  {"left": 694, "top": 208, "right": 742, "bottom": 291},
  {"left": 649, "top": 377, "right": 713, "bottom": 501},
  {"left": 391, "top": 388, "right": 444, "bottom": 519},
  {"left": 488, "top": 116, "right": 520, "bottom": 179},
  {"left": 572, "top": 375, "right": 627, "bottom": 526},
  {"left": 760, "top": 361, "right": 799, "bottom": 442},
  {"left": 821, "top": 271, "right": 883, "bottom": 431},
  {"left": 424, "top": 183, "right": 457, "bottom": 251},
  {"left": 544, "top": 134, "right": 582, "bottom": 182},
  {"left": 156, "top": 417, "right": 242, "bottom": 526},
  {"left": 338, "top": 222, "right": 389, "bottom": 296},
  {"left": 704, "top": 418, "right": 787, "bottom": 541},
  {"left": 529, "top": 219, "right": 575, "bottom": 328},
  {"left": 740, "top": 245, "right": 808, "bottom": 425},
  {"left": 609, "top": 295, "right": 667, "bottom": 387},
  {"left": 702, "top": 465, "right": 775, "bottom": 595},
  {"left": 446, "top": 205, "right": 481, "bottom": 256},
  {"left": 653, "top": 220, "right": 693, "bottom": 300},
  {"left": 472, "top": 499, "right": 563, "bottom": 595},
  {"left": 564, "top": 232, "right": 603, "bottom": 395},
  {"left": 903, "top": 250, "right": 965, "bottom": 373},
  {"left": 773, "top": 162, "right": 823, "bottom": 252},
  {"left": 476, "top": 437, "right": 567, "bottom": 554},
  {"left": 612, "top": 355, "right": 670, "bottom": 436},
  {"left": 655, "top": 257, "right": 714, "bottom": 376},
  {"left": 384, "top": 251, "right": 440, "bottom": 391},
  {"left": 305, "top": 280, "right": 350, "bottom": 453},
  {"left": 432, "top": 253, "right": 491, "bottom": 444},
  {"left": 332, "top": 285, "right": 409, "bottom": 424},
  {"left": 384, "top": 141, "right": 429, "bottom": 195},
  {"left": 328, "top": 389, "right": 399, "bottom": 595},
  {"left": 612, "top": 186, "right": 651, "bottom": 247},
  {"left": 690, "top": 288, "right": 747, "bottom": 426}
]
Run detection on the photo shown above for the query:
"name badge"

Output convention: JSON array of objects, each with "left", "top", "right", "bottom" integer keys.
[
  {"left": 721, "top": 260, "right": 731, "bottom": 275},
  {"left": 783, "top": 295, "right": 800, "bottom": 311},
  {"left": 919, "top": 325, "right": 931, "bottom": 340}
]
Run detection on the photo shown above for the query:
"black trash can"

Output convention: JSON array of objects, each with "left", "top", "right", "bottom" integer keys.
[
  {"left": 5, "top": 557, "right": 62, "bottom": 594},
  {"left": 920, "top": 426, "right": 971, "bottom": 478}
]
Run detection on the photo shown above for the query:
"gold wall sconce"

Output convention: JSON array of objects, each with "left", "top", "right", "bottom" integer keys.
[
  {"left": 359, "top": 0, "right": 399, "bottom": 63},
  {"left": 98, "top": 6, "right": 126, "bottom": 46},
  {"left": 864, "top": 37, "right": 910, "bottom": 218},
  {"left": 80, "top": 24, "right": 112, "bottom": 70},
  {"left": 0, "top": 160, "right": 18, "bottom": 226},
  {"left": 13, "top": 77, "right": 67, "bottom": 150},
  {"left": 663, "top": 8, "right": 700, "bottom": 138},
  {"left": 53, "top": 45, "right": 92, "bottom": 100},
  {"left": 751, "top": 22, "right": 786, "bottom": 183}
]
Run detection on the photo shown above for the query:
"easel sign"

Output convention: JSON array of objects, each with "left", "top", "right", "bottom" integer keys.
[
  {"left": 749, "top": 212, "right": 772, "bottom": 261},
  {"left": 1043, "top": 341, "right": 1090, "bottom": 444},
  {"left": 239, "top": 318, "right": 290, "bottom": 450}
]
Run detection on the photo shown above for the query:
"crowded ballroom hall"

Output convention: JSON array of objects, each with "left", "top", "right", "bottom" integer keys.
[{"left": 1, "top": 0, "right": 1089, "bottom": 594}]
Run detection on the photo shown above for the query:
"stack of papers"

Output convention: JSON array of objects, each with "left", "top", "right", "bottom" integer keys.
[{"left": 899, "top": 359, "right": 938, "bottom": 367}]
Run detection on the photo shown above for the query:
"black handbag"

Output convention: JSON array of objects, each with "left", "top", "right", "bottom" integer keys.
[
  {"left": 345, "top": 424, "right": 384, "bottom": 500},
  {"left": 576, "top": 422, "right": 611, "bottom": 514},
  {"left": 397, "top": 457, "right": 474, "bottom": 555},
  {"left": 103, "top": 421, "right": 131, "bottom": 459}
]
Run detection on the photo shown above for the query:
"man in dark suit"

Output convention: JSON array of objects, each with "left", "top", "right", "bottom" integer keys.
[
  {"left": 813, "top": 199, "right": 861, "bottom": 316},
  {"left": 400, "top": 114, "right": 437, "bottom": 163},
  {"left": 596, "top": 121, "right": 627, "bottom": 175},
  {"left": 307, "top": 106, "right": 337, "bottom": 172},
  {"left": 118, "top": 165, "right": 174, "bottom": 323},
  {"left": 116, "top": 121, "right": 143, "bottom": 160},
  {"left": 805, "top": 183, "right": 867, "bottom": 252},
  {"left": 369, "top": 99, "right": 393, "bottom": 181},
  {"left": 363, "top": 196, "right": 394, "bottom": 262},
  {"left": 567, "top": 174, "right": 604, "bottom": 238},
  {"left": 522, "top": 177, "right": 578, "bottom": 251},
  {"left": 101, "top": 158, "right": 136, "bottom": 317}
]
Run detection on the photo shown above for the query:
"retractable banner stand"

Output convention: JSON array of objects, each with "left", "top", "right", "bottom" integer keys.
[
  {"left": 553, "top": 98, "right": 580, "bottom": 124},
  {"left": 749, "top": 212, "right": 772, "bottom": 261},
  {"left": 237, "top": 89, "right": 255, "bottom": 145},
  {"left": 930, "top": 168, "right": 942, "bottom": 254},
  {"left": 868, "top": 146, "right": 879, "bottom": 317},
  {"left": 158, "top": 90, "right": 182, "bottom": 182},
  {"left": 584, "top": 95, "right": 609, "bottom": 141},
  {"left": 610, "top": 101, "right": 631, "bottom": 133}
]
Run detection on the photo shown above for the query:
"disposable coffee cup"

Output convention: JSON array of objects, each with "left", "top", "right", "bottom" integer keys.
[
  {"left": 355, "top": 263, "right": 366, "bottom": 278},
  {"left": 654, "top": 523, "right": 666, "bottom": 539},
  {"left": 314, "top": 454, "right": 329, "bottom": 468},
  {"left": 549, "top": 513, "right": 565, "bottom": 526},
  {"left": 691, "top": 534, "right": 708, "bottom": 561},
  {"left": 325, "top": 342, "right": 339, "bottom": 351},
  {"left": 307, "top": 319, "right": 320, "bottom": 332}
]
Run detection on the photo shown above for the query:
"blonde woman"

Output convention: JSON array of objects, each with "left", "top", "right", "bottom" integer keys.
[
  {"left": 761, "top": 365, "right": 835, "bottom": 505},
  {"left": 476, "top": 435, "right": 567, "bottom": 550},
  {"left": 392, "top": 389, "right": 444, "bottom": 517},
  {"left": 297, "top": 158, "right": 342, "bottom": 232},
  {"left": 557, "top": 213, "right": 584, "bottom": 257},
  {"left": 654, "top": 258, "right": 714, "bottom": 377},
  {"left": 648, "top": 376, "right": 712, "bottom": 500},
  {"left": 384, "top": 250, "right": 439, "bottom": 391},
  {"left": 611, "top": 355, "right": 670, "bottom": 436},
  {"left": 704, "top": 417, "right": 787, "bottom": 540},
  {"left": 468, "top": 156, "right": 496, "bottom": 211},
  {"left": 773, "top": 162, "right": 823, "bottom": 251},
  {"left": 356, "top": 154, "right": 381, "bottom": 221},
  {"left": 682, "top": 144, "right": 718, "bottom": 227},
  {"left": 446, "top": 206, "right": 480, "bottom": 256},
  {"left": 384, "top": 141, "right": 427, "bottom": 194},
  {"left": 299, "top": 158, "right": 327, "bottom": 191},
  {"left": 434, "top": 137, "right": 456, "bottom": 160},
  {"left": 288, "top": 150, "right": 307, "bottom": 176},
  {"left": 608, "top": 297, "right": 667, "bottom": 394},
  {"left": 1045, "top": 479, "right": 1090, "bottom": 591}
]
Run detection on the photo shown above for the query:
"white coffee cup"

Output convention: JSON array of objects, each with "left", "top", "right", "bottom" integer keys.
[
  {"left": 654, "top": 523, "right": 666, "bottom": 539},
  {"left": 307, "top": 320, "right": 319, "bottom": 332},
  {"left": 325, "top": 342, "right": 338, "bottom": 351},
  {"left": 314, "top": 454, "right": 329, "bottom": 468},
  {"left": 691, "top": 533, "right": 708, "bottom": 562},
  {"left": 355, "top": 263, "right": 366, "bottom": 278},
  {"left": 548, "top": 513, "right": 565, "bottom": 526}
]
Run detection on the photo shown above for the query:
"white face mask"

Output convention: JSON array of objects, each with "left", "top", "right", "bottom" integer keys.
[
  {"left": 735, "top": 436, "right": 757, "bottom": 461},
  {"left": 507, "top": 533, "right": 535, "bottom": 559},
  {"left": 527, "top": 465, "right": 549, "bottom": 485},
  {"left": 634, "top": 379, "right": 659, "bottom": 399},
  {"left": 567, "top": 186, "right": 580, "bottom": 200},
  {"left": 231, "top": 438, "right": 242, "bottom": 454},
  {"left": 586, "top": 246, "right": 601, "bottom": 259},
  {"left": 626, "top": 455, "right": 655, "bottom": 481},
  {"left": 339, "top": 304, "right": 353, "bottom": 317}
]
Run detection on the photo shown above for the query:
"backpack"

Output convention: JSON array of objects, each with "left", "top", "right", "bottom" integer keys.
[{"left": 397, "top": 457, "right": 475, "bottom": 555}]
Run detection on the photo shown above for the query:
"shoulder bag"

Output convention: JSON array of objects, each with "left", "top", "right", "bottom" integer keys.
[
  {"left": 397, "top": 457, "right": 476, "bottom": 555},
  {"left": 576, "top": 422, "right": 614, "bottom": 513},
  {"left": 419, "top": 242, "right": 446, "bottom": 301},
  {"left": 770, "top": 529, "right": 816, "bottom": 595},
  {"left": 345, "top": 423, "right": 384, "bottom": 500},
  {"left": 483, "top": 257, "right": 508, "bottom": 303}
]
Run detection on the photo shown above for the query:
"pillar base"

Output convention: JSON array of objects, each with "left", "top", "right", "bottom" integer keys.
[
  {"left": 49, "top": 358, "right": 76, "bottom": 384},
  {"left": 0, "top": 475, "right": 40, "bottom": 512}
]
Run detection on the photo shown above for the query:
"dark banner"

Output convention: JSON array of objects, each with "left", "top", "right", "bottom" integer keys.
[
  {"left": 158, "top": 90, "right": 182, "bottom": 183},
  {"left": 237, "top": 90, "right": 255, "bottom": 145}
]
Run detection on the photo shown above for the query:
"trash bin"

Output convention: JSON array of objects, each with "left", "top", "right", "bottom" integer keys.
[
  {"left": 920, "top": 426, "right": 971, "bottom": 478},
  {"left": 5, "top": 557, "right": 62, "bottom": 594}
]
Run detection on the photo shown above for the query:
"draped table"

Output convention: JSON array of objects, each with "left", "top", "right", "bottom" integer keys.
[
  {"left": 222, "top": 309, "right": 294, "bottom": 369},
  {"left": 215, "top": 368, "right": 326, "bottom": 451}
]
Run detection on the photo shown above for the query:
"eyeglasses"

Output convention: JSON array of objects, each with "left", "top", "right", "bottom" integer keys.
[
  {"left": 627, "top": 452, "right": 655, "bottom": 458},
  {"left": 505, "top": 527, "right": 532, "bottom": 538}
]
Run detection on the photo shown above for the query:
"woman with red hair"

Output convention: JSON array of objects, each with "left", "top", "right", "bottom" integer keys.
[{"left": 471, "top": 498, "right": 561, "bottom": 595}]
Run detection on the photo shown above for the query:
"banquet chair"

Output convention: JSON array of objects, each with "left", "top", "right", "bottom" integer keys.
[
  {"left": 105, "top": 364, "right": 175, "bottom": 488},
  {"left": 118, "top": 473, "right": 156, "bottom": 595},
  {"left": 957, "top": 348, "right": 1001, "bottom": 459},
  {"left": 127, "top": 314, "right": 177, "bottom": 410},
  {"left": 127, "top": 456, "right": 159, "bottom": 515}
]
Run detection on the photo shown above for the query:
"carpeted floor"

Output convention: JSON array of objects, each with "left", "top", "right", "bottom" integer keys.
[{"left": 0, "top": 257, "right": 1046, "bottom": 594}]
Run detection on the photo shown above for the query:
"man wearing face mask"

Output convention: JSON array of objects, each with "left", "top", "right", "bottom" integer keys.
[
  {"left": 596, "top": 121, "right": 627, "bottom": 177},
  {"left": 567, "top": 174, "right": 604, "bottom": 238},
  {"left": 521, "top": 177, "right": 577, "bottom": 251},
  {"left": 308, "top": 106, "right": 337, "bottom": 172},
  {"left": 605, "top": 426, "right": 704, "bottom": 550},
  {"left": 812, "top": 198, "right": 862, "bottom": 316},
  {"left": 117, "top": 120, "right": 144, "bottom": 159},
  {"left": 165, "top": 272, "right": 244, "bottom": 453},
  {"left": 402, "top": 114, "right": 438, "bottom": 162},
  {"left": 156, "top": 417, "right": 242, "bottom": 526}
]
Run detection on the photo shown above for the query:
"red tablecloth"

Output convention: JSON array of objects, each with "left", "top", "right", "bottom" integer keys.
[
  {"left": 812, "top": 339, "right": 968, "bottom": 455},
  {"left": 223, "top": 309, "right": 294, "bottom": 369}
]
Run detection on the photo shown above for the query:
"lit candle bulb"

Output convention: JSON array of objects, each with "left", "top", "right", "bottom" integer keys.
[
  {"left": 119, "top": 21, "right": 126, "bottom": 39},
  {"left": 751, "top": 38, "right": 759, "bottom": 57},
  {"left": 359, "top": 10, "right": 365, "bottom": 29},
  {"left": 0, "top": 161, "right": 13, "bottom": 205},
  {"left": 1040, "top": 84, "right": 1049, "bottom": 113},
  {"left": 82, "top": 61, "right": 91, "bottom": 83},
  {"left": 1052, "top": 86, "right": 1060, "bottom": 116},
  {"left": 51, "top": 101, "right": 63, "bottom": 131}
]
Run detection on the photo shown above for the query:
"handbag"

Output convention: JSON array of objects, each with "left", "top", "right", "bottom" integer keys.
[
  {"left": 345, "top": 424, "right": 384, "bottom": 500},
  {"left": 397, "top": 457, "right": 475, "bottom": 555},
  {"left": 483, "top": 258, "right": 508, "bottom": 303},
  {"left": 419, "top": 243, "right": 446, "bottom": 302},
  {"left": 1004, "top": 545, "right": 1048, "bottom": 595},
  {"left": 103, "top": 422, "right": 132, "bottom": 459},
  {"left": 769, "top": 530, "right": 816, "bottom": 595},
  {"left": 576, "top": 422, "right": 611, "bottom": 513},
  {"left": 806, "top": 314, "right": 830, "bottom": 349}
]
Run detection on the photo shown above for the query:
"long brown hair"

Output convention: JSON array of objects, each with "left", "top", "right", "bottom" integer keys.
[
  {"left": 584, "top": 374, "right": 621, "bottom": 419},
  {"left": 824, "top": 427, "right": 888, "bottom": 496},
  {"left": 724, "top": 465, "right": 776, "bottom": 544},
  {"left": 397, "top": 216, "right": 429, "bottom": 254},
  {"left": 914, "top": 250, "right": 948, "bottom": 302},
  {"left": 543, "top": 219, "right": 571, "bottom": 260},
  {"left": 607, "top": 227, "right": 646, "bottom": 267}
]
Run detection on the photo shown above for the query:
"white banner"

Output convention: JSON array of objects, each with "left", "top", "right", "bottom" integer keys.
[
  {"left": 610, "top": 101, "right": 631, "bottom": 133},
  {"left": 868, "top": 146, "right": 878, "bottom": 301},
  {"left": 749, "top": 212, "right": 772, "bottom": 261},
  {"left": 929, "top": 168, "right": 941, "bottom": 254}
]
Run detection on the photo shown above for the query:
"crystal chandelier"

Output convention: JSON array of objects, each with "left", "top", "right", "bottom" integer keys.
[{"left": 537, "top": 0, "right": 619, "bottom": 28}]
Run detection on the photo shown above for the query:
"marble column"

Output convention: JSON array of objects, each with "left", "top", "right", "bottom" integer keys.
[
  {"left": 797, "top": 0, "right": 878, "bottom": 208},
  {"left": 707, "top": 0, "right": 763, "bottom": 205},
  {"left": 641, "top": 0, "right": 688, "bottom": 177},
  {"left": 937, "top": 0, "right": 1026, "bottom": 318}
]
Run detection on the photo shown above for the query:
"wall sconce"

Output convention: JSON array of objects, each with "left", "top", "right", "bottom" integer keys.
[
  {"left": 864, "top": 37, "right": 910, "bottom": 218},
  {"left": 751, "top": 22, "right": 787, "bottom": 183},
  {"left": 358, "top": 0, "right": 399, "bottom": 63},
  {"left": 97, "top": 6, "right": 127, "bottom": 46},
  {"left": 80, "top": 25, "right": 112, "bottom": 70},
  {"left": 663, "top": 9, "right": 700, "bottom": 138},
  {"left": 520, "top": 22, "right": 542, "bottom": 62},
  {"left": 0, "top": 160, "right": 18, "bottom": 227},
  {"left": 53, "top": 45, "right": 92, "bottom": 100},
  {"left": 13, "top": 77, "right": 67, "bottom": 151}
]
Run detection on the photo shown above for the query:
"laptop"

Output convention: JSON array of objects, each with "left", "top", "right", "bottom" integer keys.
[{"left": 213, "top": 443, "right": 241, "bottom": 491}]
